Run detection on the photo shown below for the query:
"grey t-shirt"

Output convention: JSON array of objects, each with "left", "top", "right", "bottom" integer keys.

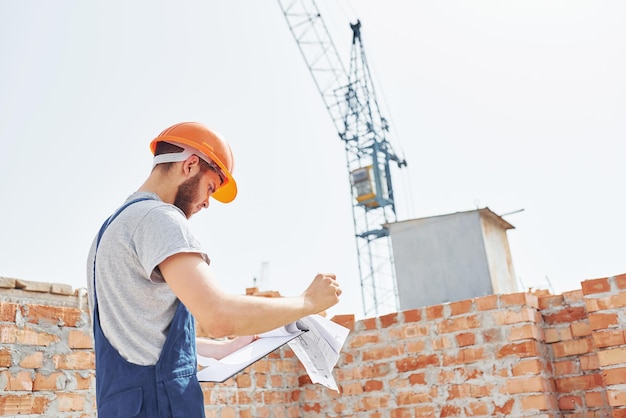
[{"left": 86, "top": 191, "right": 209, "bottom": 365}]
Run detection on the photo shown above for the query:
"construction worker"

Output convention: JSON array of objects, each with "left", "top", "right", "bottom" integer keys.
[{"left": 86, "top": 121, "right": 342, "bottom": 417}]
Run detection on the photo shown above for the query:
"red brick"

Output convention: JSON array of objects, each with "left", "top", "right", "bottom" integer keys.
[
  {"left": 408, "top": 373, "right": 426, "bottom": 385},
  {"left": 432, "top": 336, "right": 452, "bottom": 350},
  {"left": 585, "top": 391, "right": 608, "bottom": 408},
  {"left": 520, "top": 393, "right": 555, "bottom": 411},
  {"left": 348, "top": 332, "right": 379, "bottom": 348},
  {"left": 68, "top": 330, "right": 93, "bottom": 349},
  {"left": 608, "top": 292, "right": 626, "bottom": 309},
  {"left": 402, "top": 309, "right": 422, "bottom": 323},
  {"left": 553, "top": 359, "right": 579, "bottom": 376},
  {"left": 450, "top": 299, "right": 473, "bottom": 316},
  {"left": 341, "top": 381, "right": 364, "bottom": 395},
  {"left": 6, "top": 370, "right": 33, "bottom": 391},
  {"left": 455, "top": 332, "right": 476, "bottom": 347},
  {"left": 497, "top": 341, "right": 540, "bottom": 359},
  {"left": 391, "top": 407, "right": 413, "bottom": 418},
  {"left": 437, "top": 315, "right": 481, "bottom": 334},
  {"left": 0, "top": 302, "right": 18, "bottom": 322},
  {"left": 354, "top": 363, "right": 391, "bottom": 379},
  {"left": 562, "top": 289, "right": 583, "bottom": 303},
  {"left": 362, "top": 317, "right": 377, "bottom": 330},
  {"left": 447, "top": 383, "right": 492, "bottom": 400},
  {"left": 570, "top": 321, "right": 591, "bottom": 338},
  {"left": 359, "top": 394, "right": 390, "bottom": 410},
  {"left": 413, "top": 405, "right": 436, "bottom": 416},
  {"left": 592, "top": 329, "right": 626, "bottom": 348},
  {"left": 395, "top": 323, "right": 428, "bottom": 339},
  {"left": 443, "top": 347, "right": 485, "bottom": 366},
  {"left": 608, "top": 389, "right": 626, "bottom": 407},
  {"left": 440, "top": 404, "right": 462, "bottom": 417},
  {"left": 603, "top": 367, "right": 626, "bottom": 385},
  {"left": 555, "top": 373, "right": 605, "bottom": 392},
  {"left": 331, "top": 314, "right": 355, "bottom": 331},
  {"left": 24, "top": 305, "right": 81, "bottom": 327},
  {"left": 396, "top": 354, "right": 439, "bottom": 372},
  {"left": 538, "top": 294, "right": 564, "bottom": 310},
  {"left": 405, "top": 340, "right": 425, "bottom": 353},
  {"left": 363, "top": 345, "right": 403, "bottom": 361},
  {"left": 558, "top": 395, "right": 583, "bottom": 410},
  {"left": 364, "top": 379, "right": 383, "bottom": 392},
  {"left": 551, "top": 337, "right": 594, "bottom": 358},
  {"left": 465, "top": 400, "right": 489, "bottom": 416},
  {"left": 0, "top": 348, "right": 11, "bottom": 367},
  {"left": 0, "top": 395, "right": 50, "bottom": 415},
  {"left": 474, "top": 294, "right": 498, "bottom": 311},
  {"left": 396, "top": 391, "right": 430, "bottom": 405},
  {"left": 380, "top": 312, "right": 398, "bottom": 328},
  {"left": 73, "top": 372, "right": 93, "bottom": 390},
  {"left": 616, "top": 274, "right": 626, "bottom": 289},
  {"left": 12, "top": 326, "right": 59, "bottom": 346},
  {"left": 580, "top": 353, "right": 600, "bottom": 371},
  {"left": 581, "top": 277, "right": 611, "bottom": 295},
  {"left": 425, "top": 304, "right": 444, "bottom": 320},
  {"left": 494, "top": 307, "right": 537, "bottom": 325},
  {"left": 543, "top": 306, "right": 587, "bottom": 325},
  {"left": 502, "top": 376, "right": 549, "bottom": 394},
  {"left": 501, "top": 292, "right": 538, "bottom": 308},
  {"left": 588, "top": 312, "right": 619, "bottom": 330},
  {"left": 18, "top": 351, "right": 44, "bottom": 369},
  {"left": 52, "top": 352, "right": 94, "bottom": 370},
  {"left": 597, "top": 347, "right": 626, "bottom": 367},
  {"left": 509, "top": 324, "right": 542, "bottom": 341},
  {"left": 33, "top": 372, "right": 65, "bottom": 391},
  {"left": 512, "top": 359, "right": 543, "bottom": 376}
]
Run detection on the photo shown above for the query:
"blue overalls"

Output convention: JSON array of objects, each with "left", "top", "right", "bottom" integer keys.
[{"left": 92, "top": 198, "right": 205, "bottom": 417}]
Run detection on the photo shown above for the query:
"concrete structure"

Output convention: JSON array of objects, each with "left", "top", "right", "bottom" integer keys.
[{"left": 387, "top": 207, "right": 518, "bottom": 311}]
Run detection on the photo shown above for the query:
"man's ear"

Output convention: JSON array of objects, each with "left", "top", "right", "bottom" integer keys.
[{"left": 181, "top": 155, "right": 201, "bottom": 177}]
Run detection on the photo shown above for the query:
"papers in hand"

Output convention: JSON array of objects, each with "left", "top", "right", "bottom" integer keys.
[
  {"left": 197, "top": 314, "right": 350, "bottom": 392},
  {"left": 196, "top": 320, "right": 307, "bottom": 383}
]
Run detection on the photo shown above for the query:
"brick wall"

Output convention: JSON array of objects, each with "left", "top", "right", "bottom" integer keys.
[
  {"left": 1, "top": 274, "right": 625, "bottom": 417},
  {"left": 0, "top": 277, "right": 94, "bottom": 417}
]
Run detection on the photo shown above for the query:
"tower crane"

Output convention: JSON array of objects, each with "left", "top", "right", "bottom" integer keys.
[{"left": 277, "top": 0, "right": 407, "bottom": 317}]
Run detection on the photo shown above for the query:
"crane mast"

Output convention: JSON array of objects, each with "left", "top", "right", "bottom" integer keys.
[{"left": 277, "top": 0, "right": 407, "bottom": 317}]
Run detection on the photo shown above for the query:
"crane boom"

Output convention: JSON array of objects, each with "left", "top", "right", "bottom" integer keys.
[{"left": 277, "top": 0, "right": 407, "bottom": 317}]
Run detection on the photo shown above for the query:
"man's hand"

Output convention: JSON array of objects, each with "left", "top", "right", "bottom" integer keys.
[
  {"left": 197, "top": 335, "right": 257, "bottom": 360},
  {"left": 302, "top": 273, "right": 342, "bottom": 314}
]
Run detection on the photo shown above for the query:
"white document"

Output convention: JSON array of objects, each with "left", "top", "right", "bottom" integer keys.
[
  {"left": 196, "top": 314, "right": 349, "bottom": 391},
  {"left": 287, "top": 315, "right": 350, "bottom": 392},
  {"left": 197, "top": 321, "right": 307, "bottom": 383}
]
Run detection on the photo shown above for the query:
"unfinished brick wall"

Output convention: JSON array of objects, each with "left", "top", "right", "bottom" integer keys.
[
  {"left": 1, "top": 273, "right": 625, "bottom": 417},
  {"left": 0, "top": 277, "right": 94, "bottom": 417},
  {"left": 202, "top": 274, "right": 626, "bottom": 417}
]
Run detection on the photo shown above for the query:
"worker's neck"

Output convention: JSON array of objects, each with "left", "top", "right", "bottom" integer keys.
[{"left": 137, "top": 171, "right": 178, "bottom": 205}]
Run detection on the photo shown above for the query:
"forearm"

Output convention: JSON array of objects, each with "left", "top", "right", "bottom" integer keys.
[
  {"left": 161, "top": 253, "right": 340, "bottom": 339},
  {"left": 204, "top": 292, "right": 314, "bottom": 338}
]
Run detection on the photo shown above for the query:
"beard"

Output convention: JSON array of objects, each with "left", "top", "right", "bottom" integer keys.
[{"left": 174, "top": 172, "right": 202, "bottom": 218}]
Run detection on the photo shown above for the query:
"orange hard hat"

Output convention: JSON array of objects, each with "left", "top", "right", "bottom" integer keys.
[{"left": 150, "top": 122, "right": 237, "bottom": 203}]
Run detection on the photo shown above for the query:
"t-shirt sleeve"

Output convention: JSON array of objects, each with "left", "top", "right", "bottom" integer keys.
[{"left": 132, "top": 205, "right": 209, "bottom": 283}]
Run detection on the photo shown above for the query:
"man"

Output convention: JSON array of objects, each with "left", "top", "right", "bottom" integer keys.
[{"left": 86, "top": 121, "right": 342, "bottom": 417}]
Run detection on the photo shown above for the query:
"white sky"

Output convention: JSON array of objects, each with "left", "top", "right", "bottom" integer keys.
[{"left": 1, "top": 1, "right": 625, "bottom": 319}]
